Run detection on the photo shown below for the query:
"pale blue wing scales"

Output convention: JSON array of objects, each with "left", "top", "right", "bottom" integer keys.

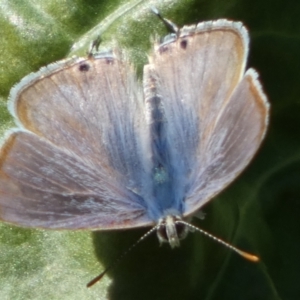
[
  {"left": 0, "top": 131, "right": 151, "bottom": 229},
  {"left": 145, "top": 20, "right": 269, "bottom": 216}
]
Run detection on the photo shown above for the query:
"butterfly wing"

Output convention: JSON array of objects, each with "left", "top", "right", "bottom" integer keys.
[
  {"left": 144, "top": 20, "right": 269, "bottom": 216},
  {"left": 184, "top": 68, "right": 269, "bottom": 215},
  {"left": 0, "top": 53, "right": 153, "bottom": 229}
]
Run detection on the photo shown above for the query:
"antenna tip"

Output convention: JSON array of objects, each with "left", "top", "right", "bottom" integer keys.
[
  {"left": 87, "top": 272, "right": 105, "bottom": 288},
  {"left": 239, "top": 251, "right": 260, "bottom": 262}
]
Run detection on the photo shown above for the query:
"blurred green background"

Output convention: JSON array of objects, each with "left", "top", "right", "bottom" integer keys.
[{"left": 0, "top": 0, "right": 300, "bottom": 299}]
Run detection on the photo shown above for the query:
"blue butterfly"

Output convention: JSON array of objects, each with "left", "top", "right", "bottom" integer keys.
[{"left": 0, "top": 13, "right": 269, "bottom": 286}]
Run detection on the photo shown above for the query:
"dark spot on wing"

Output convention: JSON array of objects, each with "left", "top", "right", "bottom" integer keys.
[
  {"left": 79, "top": 63, "right": 90, "bottom": 72},
  {"left": 180, "top": 39, "right": 188, "bottom": 49}
]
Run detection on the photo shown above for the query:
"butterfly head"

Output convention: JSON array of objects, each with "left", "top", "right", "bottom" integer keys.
[{"left": 157, "top": 215, "right": 189, "bottom": 248}]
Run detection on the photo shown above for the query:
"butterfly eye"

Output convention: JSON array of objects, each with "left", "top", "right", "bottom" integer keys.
[
  {"left": 157, "top": 222, "right": 168, "bottom": 242},
  {"left": 175, "top": 221, "right": 189, "bottom": 239}
]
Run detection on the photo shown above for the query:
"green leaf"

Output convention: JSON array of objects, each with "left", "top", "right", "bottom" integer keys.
[{"left": 1, "top": 0, "right": 300, "bottom": 299}]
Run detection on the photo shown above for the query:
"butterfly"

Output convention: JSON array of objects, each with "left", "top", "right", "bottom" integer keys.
[{"left": 0, "top": 13, "right": 269, "bottom": 286}]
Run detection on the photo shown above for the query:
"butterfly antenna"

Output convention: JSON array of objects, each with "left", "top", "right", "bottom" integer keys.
[
  {"left": 87, "top": 225, "right": 159, "bottom": 288},
  {"left": 87, "top": 35, "right": 102, "bottom": 57},
  {"left": 151, "top": 7, "right": 179, "bottom": 34},
  {"left": 178, "top": 220, "right": 259, "bottom": 262}
]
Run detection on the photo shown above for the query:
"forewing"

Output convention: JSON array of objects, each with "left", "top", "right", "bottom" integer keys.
[
  {"left": 0, "top": 131, "right": 151, "bottom": 229},
  {"left": 9, "top": 52, "right": 151, "bottom": 188},
  {"left": 145, "top": 20, "right": 269, "bottom": 215}
]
